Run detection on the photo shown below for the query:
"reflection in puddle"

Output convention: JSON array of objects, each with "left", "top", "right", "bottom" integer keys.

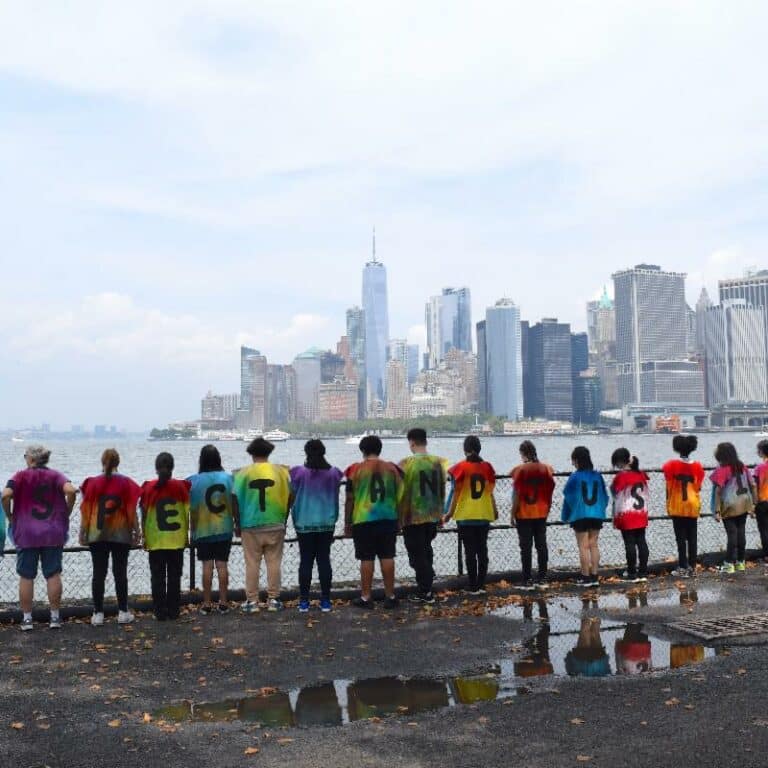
[{"left": 155, "top": 594, "right": 718, "bottom": 728}]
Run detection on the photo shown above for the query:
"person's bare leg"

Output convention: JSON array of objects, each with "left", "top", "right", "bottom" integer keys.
[
  {"left": 575, "top": 532, "right": 590, "bottom": 575},
  {"left": 202, "top": 561, "right": 214, "bottom": 605},
  {"left": 19, "top": 577, "right": 34, "bottom": 613},
  {"left": 360, "top": 560, "right": 374, "bottom": 601},
  {"left": 216, "top": 561, "right": 229, "bottom": 604},
  {"left": 46, "top": 573, "right": 62, "bottom": 611},
  {"left": 380, "top": 558, "right": 395, "bottom": 599},
  {"left": 589, "top": 530, "right": 600, "bottom": 576}
]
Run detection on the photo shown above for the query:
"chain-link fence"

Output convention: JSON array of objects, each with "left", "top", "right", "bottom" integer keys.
[{"left": 0, "top": 469, "right": 758, "bottom": 607}]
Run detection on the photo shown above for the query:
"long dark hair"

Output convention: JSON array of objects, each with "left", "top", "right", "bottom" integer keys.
[
  {"left": 199, "top": 444, "right": 223, "bottom": 473},
  {"left": 714, "top": 442, "right": 744, "bottom": 476},
  {"left": 611, "top": 447, "right": 639, "bottom": 471},
  {"left": 155, "top": 452, "right": 174, "bottom": 485},
  {"left": 519, "top": 440, "right": 538, "bottom": 462},
  {"left": 463, "top": 435, "right": 482, "bottom": 463},
  {"left": 571, "top": 446, "right": 593, "bottom": 471},
  {"left": 304, "top": 439, "right": 331, "bottom": 470}
]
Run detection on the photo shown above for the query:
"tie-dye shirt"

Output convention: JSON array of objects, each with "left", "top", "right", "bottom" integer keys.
[
  {"left": 753, "top": 462, "right": 768, "bottom": 502},
  {"left": 398, "top": 453, "right": 448, "bottom": 526},
  {"left": 448, "top": 460, "right": 497, "bottom": 523},
  {"left": 662, "top": 459, "right": 704, "bottom": 518},
  {"left": 344, "top": 459, "right": 403, "bottom": 525},
  {"left": 710, "top": 465, "right": 754, "bottom": 518},
  {"left": 233, "top": 462, "right": 291, "bottom": 530},
  {"left": 187, "top": 471, "right": 235, "bottom": 543},
  {"left": 510, "top": 462, "right": 555, "bottom": 521},
  {"left": 561, "top": 470, "right": 608, "bottom": 524},
  {"left": 140, "top": 478, "right": 191, "bottom": 550},
  {"left": 289, "top": 465, "right": 343, "bottom": 533},
  {"left": 80, "top": 473, "right": 141, "bottom": 544},
  {"left": 6, "top": 467, "right": 71, "bottom": 548},
  {"left": 610, "top": 470, "right": 649, "bottom": 531}
]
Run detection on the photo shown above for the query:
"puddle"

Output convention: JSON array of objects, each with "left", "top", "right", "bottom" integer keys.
[{"left": 155, "top": 594, "right": 719, "bottom": 728}]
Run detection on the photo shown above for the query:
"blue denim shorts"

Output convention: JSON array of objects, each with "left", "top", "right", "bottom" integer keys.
[{"left": 16, "top": 547, "right": 64, "bottom": 579}]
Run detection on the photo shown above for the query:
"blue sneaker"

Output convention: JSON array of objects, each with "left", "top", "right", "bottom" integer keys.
[
  {"left": 320, "top": 597, "right": 332, "bottom": 613},
  {"left": 298, "top": 598, "right": 310, "bottom": 613}
]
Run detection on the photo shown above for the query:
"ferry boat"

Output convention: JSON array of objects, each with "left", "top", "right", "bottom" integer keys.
[{"left": 263, "top": 429, "right": 291, "bottom": 442}]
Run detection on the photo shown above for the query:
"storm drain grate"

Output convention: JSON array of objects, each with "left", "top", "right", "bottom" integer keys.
[{"left": 669, "top": 612, "right": 768, "bottom": 641}]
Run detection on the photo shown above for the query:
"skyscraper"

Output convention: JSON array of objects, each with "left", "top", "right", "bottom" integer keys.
[
  {"left": 586, "top": 286, "right": 616, "bottom": 356},
  {"left": 525, "top": 319, "right": 574, "bottom": 421},
  {"left": 346, "top": 305, "right": 366, "bottom": 418},
  {"left": 425, "top": 287, "right": 472, "bottom": 368},
  {"left": 266, "top": 364, "right": 296, "bottom": 426},
  {"left": 362, "top": 232, "right": 390, "bottom": 411},
  {"left": 484, "top": 299, "right": 523, "bottom": 421},
  {"left": 719, "top": 270, "right": 768, "bottom": 379},
  {"left": 612, "top": 264, "right": 702, "bottom": 405},
  {"left": 384, "top": 360, "right": 410, "bottom": 419},
  {"left": 703, "top": 300, "right": 768, "bottom": 406},
  {"left": 237, "top": 346, "right": 267, "bottom": 430},
  {"left": 476, "top": 320, "right": 487, "bottom": 413},
  {"left": 695, "top": 287, "right": 713, "bottom": 354},
  {"left": 293, "top": 349, "right": 322, "bottom": 423},
  {"left": 406, "top": 344, "right": 420, "bottom": 385}
]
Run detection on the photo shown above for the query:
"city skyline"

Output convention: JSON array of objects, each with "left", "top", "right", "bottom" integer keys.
[{"left": 2, "top": 3, "right": 767, "bottom": 429}]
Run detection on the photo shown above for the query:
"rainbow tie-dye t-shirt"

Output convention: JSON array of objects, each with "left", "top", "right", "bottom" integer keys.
[
  {"left": 448, "top": 460, "right": 497, "bottom": 523},
  {"left": 344, "top": 459, "right": 403, "bottom": 525},
  {"left": 187, "top": 471, "right": 235, "bottom": 543},
  {"left": 662, "top": 459, "right": 705, "bottom": 518},
  {"left": 80, "top": 473, "right": 141, "bottom": 544},
  {"left": 753, "top": 462, "right": 768, "bottom": 502},
  {"left": 140, "top": 478, "right": 191, "bottom": 550},
  {"left": 610, "top": 470, "right": 649, "bottom": 531},
  {"left": 289, "top": 465, "right": 343, "bottom": 533},
  {"left": 398, "top": 454, "right": 448, "bottom": 526},
  {"left": 233, "top": 463, "right": 291, "bottom": 530},
  {"left": 510, "top": 462, "right": 555, "bottom": 520}
]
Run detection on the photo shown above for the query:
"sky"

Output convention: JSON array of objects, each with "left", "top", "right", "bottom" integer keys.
[{"left": 1, "top": 1, "right": 767, "bottom": 430}]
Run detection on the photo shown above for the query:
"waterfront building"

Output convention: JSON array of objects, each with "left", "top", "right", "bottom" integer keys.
[
  {"left": 612, "top": 264, "right": 702, "bottom": 406},
  {"left": 586, "top": 286, "right": 616, "bottom": 357},
  {"left": 525, "top": 319, "right": 573, "bottom": 422},
  {"left": 407, "top": 344, "right": 420, "bottom": 385},
  {"left": 266, "top": 365, "right": 296, "bottom": 426},
  {"left": 425, "top": 287, "right": 472, "bottom": 369},
  {"left": 703, "top": 300, "right": 768, "bottom": 406},
  {"left": 484, "top": 299, "right": 523, "bottom": 421},
  {"left": 293, "top": 349, "right": 322, "bottom": 424},
  {"left": 237, "top": 347, "right": 267, "bottom": 430},
  {"left": 362, "top": 233, "right": 390, "bottom": 410},
  {"left": 385, "top": 360, "right": 410, "bottom": 419},
  {"left": 317, "top": 379, "right": 359, "bottom": 422},
  {"left": 719, "top": 270, "right": 768, "bottom": 379},
  {"left": 476, "top": 320, "right": 487, "bottom": 414},
  {"left": 346, "top": 305, "right": 366, "bottom": 418},
  {"left": 201, "top": 391, "right": 240, "bottom": 421}
]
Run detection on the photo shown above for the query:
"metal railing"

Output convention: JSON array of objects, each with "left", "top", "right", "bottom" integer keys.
[{"left": 0, "top": 469, "right": 754, "bottom": 605}]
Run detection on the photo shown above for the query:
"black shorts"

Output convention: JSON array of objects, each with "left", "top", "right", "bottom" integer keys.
[
  {"left": 571, "top": 519, "right": 603, "bottom": 533},
  {"left": 352, "top": 521, "right": 397, "bottom": 562},
  {"left": 195, "top": 540, "right": 232, "bottom": 562}
]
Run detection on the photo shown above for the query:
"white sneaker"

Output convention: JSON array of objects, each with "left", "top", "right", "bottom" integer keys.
[
  {"left": 49, "top": 615, "right": 62, "bottom": 629},
  {"left": 91, "top": 612, "right": 105, "bottom": 626},
  {"left": 117, "top": 610, "right": 134, "bottom": 625},
  {"left": 20, "top": 617, "right": 33, "bottom": 632}
]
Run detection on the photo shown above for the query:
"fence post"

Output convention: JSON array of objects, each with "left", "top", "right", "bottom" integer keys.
[
  {"left": 189, "top": 546, "right": 196, "bottom": 592},
  {"left": 457, "top": 532, "right": 463, "bottom": 576}
]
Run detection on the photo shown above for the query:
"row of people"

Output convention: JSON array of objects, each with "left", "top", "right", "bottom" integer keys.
[{"left": 1, "top": 432, "right": 767, "bottom": 628}]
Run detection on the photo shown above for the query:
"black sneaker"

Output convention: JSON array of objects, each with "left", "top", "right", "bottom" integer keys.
[
  {"left": 518, "top": 579, "right": 536, "bottom": 592},
  {"left": 410, "top": 592, "right": 435, "bottom": 604},
  {"left": 535, "top": 579, "right": 550, "bottom": 590},
  {"left": 574, "top": 576, "right": 589, "bottom": 588},
  {"left": 352, "top": 597, "right": 374, "bottom": 610},
  {"left": 383, "top": 596, "right": 399, "bottom": 609},
  {"left": 217, "top": 603, "right": 230, "bottom": 614},
  {"left": 199, "top": 603, "right": 213, "bottom": 615},
  {"left": 619, "top": 570, "right": 638, "bottom": 583},
  {"left": 589, "top": 575, "right": 600, "bottom": 587}
]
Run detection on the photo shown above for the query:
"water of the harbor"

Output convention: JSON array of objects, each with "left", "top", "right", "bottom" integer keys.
[{"left": 0, "top": 432, "right": 764, "bottom": 604}]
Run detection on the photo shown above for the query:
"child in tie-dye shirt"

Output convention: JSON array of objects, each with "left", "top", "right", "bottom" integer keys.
[
  {"left": 345, "top": 435, "right": 403, "bottom": 610},
  {"left": 290, "top": 440, "right": 343, "bottom": 613},
  {"left": 80, "top": 448, "right": 140, "bottom": 625},
  {"left": 662, "top": 434, "right": 705, "bottom": 578},
  {"left": 233, "top": 438, "right": 292, "bottom": 613},
  {"left": 753, "top": 440, "right": 768, "bottom": 561},
  {"left": 140, "top": 452, "right": 191, "bottom": 621},
  {"left": 188, "top": 444, "right": 235, "bottom": 615},
  {"left": 711, "top": 442, "right": 755, "bottom": 574}
]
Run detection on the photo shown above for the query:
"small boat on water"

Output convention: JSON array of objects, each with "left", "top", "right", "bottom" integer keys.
[
  {"left": 755, "top": 431, "right": 768, "bottom": 437},
  {"left": 345, "top": 434, "right": 366, "bottom": 445},
  {"left": 10, "top": 435, "right": 25, "bottom": 443},
  {"left": 263, "top": 429, "right": 291, "bottom": 442}
]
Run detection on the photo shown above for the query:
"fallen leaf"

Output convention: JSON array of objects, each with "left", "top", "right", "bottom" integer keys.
[
  {"left": 570, "top": 717, "right": 585, "bottom": 725},
  {"left": 277, "top": 738, "right": 294, "bottom": 744},
  {"left": 37, "top": 723, "right": 51, "bottom": 730},
  {"left": 684, "top": 705, "right": 695, "bottom": 710},
  {"left": 232, "top": 648, "right": 247, "bottom": 657},
  {"left": 244, "top": 747, "right": 260, "bottom": 755},
  {"left": 142, "top": 713, "right": 153, "bottom": 723},
  {"left": 107, "top": 719, "right": 121, "bottom": 727},
  {"left": 576, "top": 756, "right": 592, "bottom": 762},
  {"left": 10, "top": 722, "right": 24, "bottom": 730},
  {"left": 664, "top": 698, "right": 680, "bottom": 707}
]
